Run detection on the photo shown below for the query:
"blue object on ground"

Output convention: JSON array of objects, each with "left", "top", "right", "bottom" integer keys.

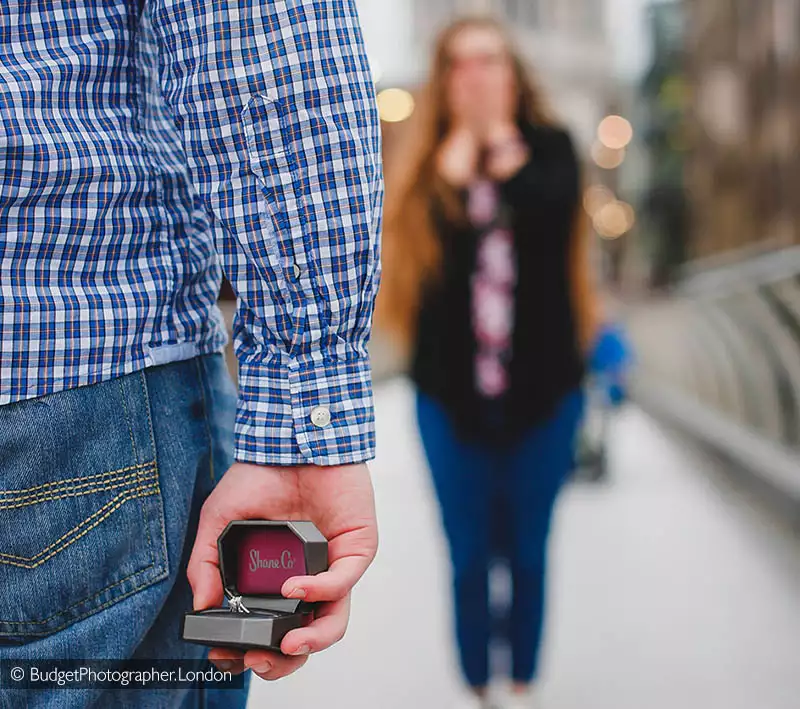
[
  {"left": 589, "top": 323, "right": 633, "bottom": 407},
  {"left": 590, "top": 322, "right": 633, "bottom": 376}
]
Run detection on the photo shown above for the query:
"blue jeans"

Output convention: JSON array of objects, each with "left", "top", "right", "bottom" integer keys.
[
  {"left": 416, "top": 388, "right": 585, "bottom": 688},
  {"left": 0, "top": 354, "right": 252, "bottom": 708}
]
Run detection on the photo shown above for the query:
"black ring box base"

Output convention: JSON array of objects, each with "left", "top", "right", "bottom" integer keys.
[{"left": 182, "top": 607, "right": 311, "bottom": 652}]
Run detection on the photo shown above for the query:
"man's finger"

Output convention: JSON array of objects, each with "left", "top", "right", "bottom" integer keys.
[
  {"left": 186, "top": 505, "right": 227, "bottom": 610},
  {"left": 279, "top": 595, "right": 351, "bottom": 656},
  {"left": 208, "top": 647, "right": 246, "bottom": 675},
  {"left": 243, "top": 650, "right": 309, "bottom": 681},
  {"left": 280, "top": 555, "right": 370, "bottom": 603}
]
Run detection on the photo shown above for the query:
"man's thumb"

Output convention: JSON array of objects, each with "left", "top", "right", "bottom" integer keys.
[{"left": 187, "top": 517, "right": 226, "bottom": 611}]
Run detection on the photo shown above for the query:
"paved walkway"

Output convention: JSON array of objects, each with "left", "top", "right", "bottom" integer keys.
[{"left": 248, "top": 378, "right": 800, "bottom": 709}]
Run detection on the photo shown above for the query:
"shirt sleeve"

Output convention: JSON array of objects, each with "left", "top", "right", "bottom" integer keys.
[{"left": 147, "top": 0, "right": 384, "bottom": 466}]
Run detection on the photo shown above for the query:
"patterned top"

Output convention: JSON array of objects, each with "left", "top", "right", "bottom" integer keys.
[
  {"left": 0, "top": 1, "right": 384, "bottom": 466},
  {"left": 467, "top": 179, "right": 517, "bottom": 400}
]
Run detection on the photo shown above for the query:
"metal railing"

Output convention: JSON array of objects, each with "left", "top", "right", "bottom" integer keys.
[{"left": 631, "top": 246, "right": 800, "bottom": 516}]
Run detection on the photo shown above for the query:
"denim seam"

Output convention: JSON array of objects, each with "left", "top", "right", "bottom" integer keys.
[
  {"left": 0, "top": 462, "right": 156, "bottom": 497},
  {"left": 0, "top": 562, "right": 157, "bottom": 626},
  {"left": 138, "top": 369, "right": 170, "bottom": 577},
  {"left": 195, "top": 356, "right": 216, "bottom": 484},
  {"left": 0, "top": 572, "right": 162, "bottom": 635},
  {"left": 0, "top": 464, "right": 157, "bottom": 509},
  {"left": 120, "top": 374, "right": 157, "bottom": 578},
  {"left": 120, "top": 377, "right": 140, "bottom": 463},
  {"left": 0, "top": 481, "right": 160, "bottom": 566}
]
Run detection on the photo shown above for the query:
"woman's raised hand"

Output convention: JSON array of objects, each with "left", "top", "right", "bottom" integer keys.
[{"left": 436, "top": 127, "right": 479, "bottom": 187}]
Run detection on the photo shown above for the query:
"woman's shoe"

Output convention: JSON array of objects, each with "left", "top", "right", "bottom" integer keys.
[
  {"left": 458, "top": 689, "right": 497, "bottom": 709},
  {"left": 502, "top": 687, "right": 538, "bottom": 709}
]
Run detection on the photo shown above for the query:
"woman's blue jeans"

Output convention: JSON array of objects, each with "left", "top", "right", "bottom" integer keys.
[
  {"left": 416, "top": 388, "right": 585, "bottom": 688},
  {"left": 0, "top": 353, "right": 252, "bottom": 708}
]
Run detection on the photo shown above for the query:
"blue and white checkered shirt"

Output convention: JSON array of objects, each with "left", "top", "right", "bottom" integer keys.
[{"left": 0, "top": 0, "right": 383, "bottom": 466}]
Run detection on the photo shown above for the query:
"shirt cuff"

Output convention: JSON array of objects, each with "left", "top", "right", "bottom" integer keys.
[{"left": 234, "top": 350, "right": 376, "bottom": 467}]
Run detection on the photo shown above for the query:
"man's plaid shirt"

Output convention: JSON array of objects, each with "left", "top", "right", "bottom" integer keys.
[{"left": 0, "top": 0, "right": 384, "bottom": 466}]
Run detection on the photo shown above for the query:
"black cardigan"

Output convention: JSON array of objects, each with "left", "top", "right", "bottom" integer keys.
[{"left": 410, "top": 122, "right": 586, "bottom": 444}]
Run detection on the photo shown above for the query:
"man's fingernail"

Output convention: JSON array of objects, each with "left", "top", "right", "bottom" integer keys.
[
  {"left": 215, "top": 660, "right": 234, "bottom": 671},
  {"left": 251, "top": 661, "right": 272, "bottom": 674},
  {"left": 291, "top": 645, "right": 310, "bottom": 656},
  {"left": 287, "top": 587, "right": 307, "bottom": 599}
]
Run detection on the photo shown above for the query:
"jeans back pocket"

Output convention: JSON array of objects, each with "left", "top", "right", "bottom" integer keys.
[{"left": 0, "top": 371, "right": 168, "bottom": 643}]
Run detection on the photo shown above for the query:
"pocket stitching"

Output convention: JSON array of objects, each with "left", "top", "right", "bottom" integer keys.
[
  {"left": 0, "top": 372, "right": 170, "bottom": 640},
  {"left": 0, "top": 461, "right": 156, "bottom": 498},
  {"left": 0, "top": 462, "right": 156, "bottom": 510},
  {"left": 0, "top": 470, "right": 160, "bottom": 566}
]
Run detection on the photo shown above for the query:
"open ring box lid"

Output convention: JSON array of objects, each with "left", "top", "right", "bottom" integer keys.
[{"left": 181, "top": 520, "right": 328, "bottom": 651}]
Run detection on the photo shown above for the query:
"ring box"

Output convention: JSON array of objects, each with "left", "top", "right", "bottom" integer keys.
[{"left": 181, "top": 520, "right": 328, "bottom": 652}]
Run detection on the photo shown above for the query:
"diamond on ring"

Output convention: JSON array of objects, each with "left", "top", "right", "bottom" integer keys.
[{"left": 226, "top": 592, "right": 250, "bottom": 614}]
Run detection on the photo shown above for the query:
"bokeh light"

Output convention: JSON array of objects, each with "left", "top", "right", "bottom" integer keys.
[
  {"left": 598, "top": 115, "right": 634, "bottom": 150},
  {"left": 583, "top": 185, "right": 615, "bottom": 216},
  {"left": 377, "top": 88, "right": 415, "bottom": 123},
  {"left": 593, "top": 200, "right": 636, "bottom": 238},
  {"left": 591, "top": 142, "right": 626, "bottom": 170}
]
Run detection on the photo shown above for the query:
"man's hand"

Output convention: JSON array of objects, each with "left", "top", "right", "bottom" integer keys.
[{"left": 187, "top": 462, "right": 378, "bottom": 681}]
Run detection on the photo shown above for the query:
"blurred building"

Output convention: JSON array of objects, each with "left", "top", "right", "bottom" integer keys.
[
  {"left": 637, "top": 0, "right": 689, "bottom": 288},
  {"left": 363, "top": 0, "right": 615, "bottom": 148},
  {"left": 683, "top": 0, "right": 800, "bottom": 262},
  {"left": 628, "top": 1, "right": 800, "bottom": 519}
]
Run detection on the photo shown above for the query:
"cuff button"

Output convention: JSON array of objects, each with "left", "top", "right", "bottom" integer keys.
[{"left": 310, "top": 405, "right": 332, "bottom": 428}]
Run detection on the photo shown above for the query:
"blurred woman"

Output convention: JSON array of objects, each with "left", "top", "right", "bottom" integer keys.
[{"left": 376, "top": 16, "right": 603, "bottom": 709}]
